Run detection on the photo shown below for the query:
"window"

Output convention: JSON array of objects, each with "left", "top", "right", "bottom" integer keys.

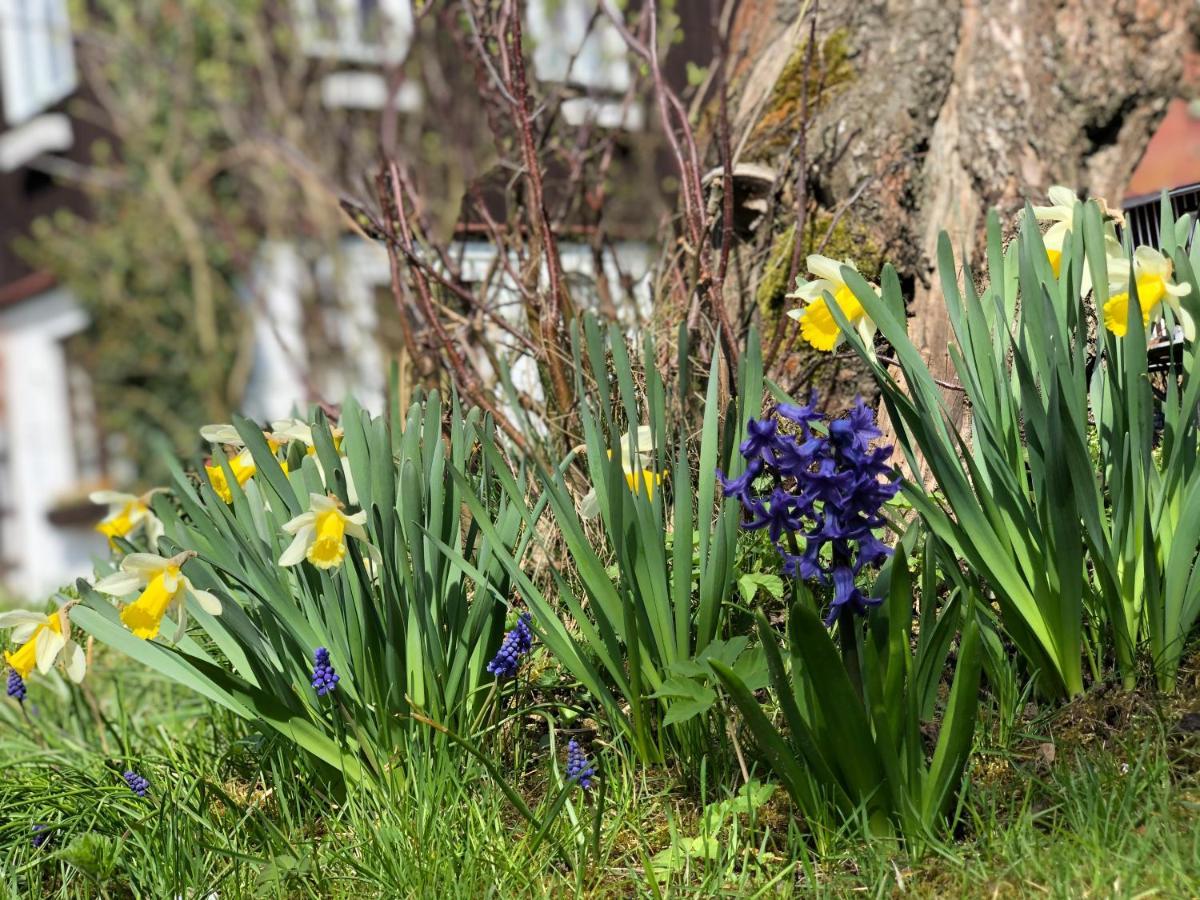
[
  {"left": 61, "top": 335, "right": 104, "bottom": 482},
  {"left": 0, "top": 0, "right": 76, "bottom": 126},
  {"left": 526, "top": 0, "right": 631, "bottom": 94},
  {"left": 294, "top": 0, "right": 413, "bottom": 64}
]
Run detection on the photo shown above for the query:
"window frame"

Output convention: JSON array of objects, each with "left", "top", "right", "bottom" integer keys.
[
  {"left": 0, "top": 0, "right": 77, "bottom": 126},
  {"left": 293, "top": 0, "right": 414, "bottom": 65}
]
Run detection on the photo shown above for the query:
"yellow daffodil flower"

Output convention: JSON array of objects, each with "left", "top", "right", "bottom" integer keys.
[
  {"left": 271, "top": 419, "right": 357, "bottom": 504},
  {"left": 205, "top": 449, "right": 257, "bottom": 503},
  {"left": 786, "top": 255, "right": 878, "bottom": 352},
  {"left": 1102, "top": 246, "right": 1194, "bottom": 340},
  {"left": 94, "top": 551, "right": 221, "bottom": 641},
  {"left": 0, "top": 607, "right": 86, "bottom": 682},
  {"left": 201, "top": 423, "right": 291, "bottom": 502},
  {"left": 90, "top": 489, "right": 164, "bottom": 550},
  {"left": 1033, "top": 184, "right": 1123, "bottom": 287},
  {"left": 278, "top": 493, "right": 376, "bottom": 570},
  {"left": 270, "top": 418, "right": 344, "bottom": 456},
  {"left": 1032, "top": 185, "right": 1082, "bottom": 277},
  {"left": 579, "top": 426, "right": 665, "bottom": 519}
]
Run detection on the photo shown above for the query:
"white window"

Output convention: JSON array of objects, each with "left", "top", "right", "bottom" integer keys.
[
  {"left": 526, "top": 1, "right": 631, "bottom": 94},
  {"left": 0, "top": 0, "right": 76, "bottom": 126},
  {"left": 294, "top": 0, "right": 413, "bottom": 64}
]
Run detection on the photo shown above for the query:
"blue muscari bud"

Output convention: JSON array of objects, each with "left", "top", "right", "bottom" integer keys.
[
  {"left": 31, "top": 824, "right": 50, "bottom": 849},
  {"left": 486, "top": 612, "right": 534, "bottom": 679},
  {"left": 565, "top": 739, "right": 595, "bottom": 790},
  {"left": 311, "top": 647, "right": 340, "bottom": 697},
  {"left": 7, "top": 669, "right": 26, "bottom": 703},
  {"left": 123, "top": 770, "right": 150, "bottom": 798}
]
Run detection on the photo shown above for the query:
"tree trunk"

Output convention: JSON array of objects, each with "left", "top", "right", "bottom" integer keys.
[{"left": 725, "top": 0, "right": 1195, "bottom": 422}]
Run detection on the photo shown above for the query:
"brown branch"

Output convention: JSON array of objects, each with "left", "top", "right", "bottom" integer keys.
[{"left": 377, "top": 160, "right": 533, "bottom": 455}]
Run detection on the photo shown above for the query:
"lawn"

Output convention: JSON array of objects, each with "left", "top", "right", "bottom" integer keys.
[{"left": 3, "top": 644, "right": 1200, "bottom": 897}]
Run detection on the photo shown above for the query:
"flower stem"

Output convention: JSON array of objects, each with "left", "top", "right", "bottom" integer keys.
[{"left": 837, "top": 608, "right": 864, "bottom": 703}]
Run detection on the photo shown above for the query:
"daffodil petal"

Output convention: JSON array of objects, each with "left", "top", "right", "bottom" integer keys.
[
  {"left": 94, "top": 571, "right": 144, "bottom": 596},
  {"left": 89, "top": 490, "right": 135, "bottom": 505},
  {"left": 0, "top": 610, "right": 46, "bottom": 628},
  {"left": 281, "top": 511, "right": 316, "bottom": 534},
  {"left": 123, "top": 553, "right": 172, "bottom": 578},
  {"left": 189, "top": 587, "right": 222, "bottom": 616},
  {"left": 279, "top": 525, "right": 314, "bottom": 566},
  {"left": 807, "top": 254, "right": 852, "bottom": 283},
  {"left": 64, "top": 641, "right": 87, "bottom": 683},
  {"left": 35, "top": 628, "right": 65, "bottom": 674},
  {"left": 200, "top": 424, "right": 242, "bottom": 444}
]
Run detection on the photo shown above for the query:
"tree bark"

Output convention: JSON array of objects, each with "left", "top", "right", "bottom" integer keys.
[{"left": 725, "top": 0, "right": 1196, "bottom": 421}]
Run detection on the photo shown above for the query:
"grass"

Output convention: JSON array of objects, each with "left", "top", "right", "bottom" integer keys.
[{"left": 3, "top": 643, "right": 1200, "bottom": 898}]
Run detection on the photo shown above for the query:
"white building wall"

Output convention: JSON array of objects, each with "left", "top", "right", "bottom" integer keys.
[
  {"left": 0, "top": 287, "right": 104, "bottom": 600},
  {"left": 241, "top": 242, "right": 312, "bottom": 423}
]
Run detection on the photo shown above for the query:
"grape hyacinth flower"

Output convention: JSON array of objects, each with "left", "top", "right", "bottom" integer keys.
[
  {"left": 31, "top": 824, "right": 50, "bottom": 849},
  {"left": 718, "top": 396, "right": 901, "bottom": 626},
  {"left": 7, "top": 668, "right": 26, "bottom": 702},
  {"left": 565, "top": 739, "right": 595, "bottom": 790},
  {"left": 123, "top": 770, "right": 150, "bottom": 798},
  {"left": 486, "top": 612, "right": 533, "bottom": 679},
  {"left": 311, "top": 647, "right": 340, "bottom": 697}
]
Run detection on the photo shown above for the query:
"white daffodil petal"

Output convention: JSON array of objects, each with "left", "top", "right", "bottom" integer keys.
[
  {"left": 1180, "top": 308, "right": 1196, "bottom": 342},
  {"left": 807, "top": 254, "right": 851, "bottom": 284},
  {"left": 94, "top": 571, "right": 145, "bottom": 596},
  {"left": 89, "top": 490, "right": 135, "bottom": 506},
  {"left": 344, "top": 520, "right": 369, "bottom": 543},
  {"left": 1166, "top": 281, "right": 1192, "bottom": 298},
  {"left": 0, "top": 610, "right": 46, "bottom": 628},
  {"left": 200, "top": 424, "right": 242, "bottom": 444},
  {"left": 789, "top": 279, "right": 833, "bottom": 302},
  {"left": 270, "top": 419, "right": 313, "bottom": 444},
  {"left": 309, "top": 493, "right": 337, "bottom": 511},
  {"left": 65, "top": 641, "right": 87, "bottom": 683},
  {"left": 346, "top": 509, "right": 367, "bottom": 526},
  {"left": 1133, "top": 245, "right": 1169, "bottom": 275},
  {"left": 144, "top": 515, "right": 164, "bottom": 551},
  {"left": 11, "top": 622, "right": 40, "bottom": 644},
  {"left": 344, "top": 465, "right": 359, "bottom": 506},
  {"left": 189, "top": 587, "right": 222, "bottom": 616},
  {"left": 856, "top": 317, "right": 877, "bottom": 346},
  {"left": 35, "top": 628, "right": 66, "bottom": 674},
  {"left": 122, "top": 553, "right": 171, "bottom": 577},
  {"left": 281, "top": 511, "right": 316, "bottom": 534},
  {"left": 1046, "top": 185, "right": 1076, "bottom": 208},
  {"left": 279, "top": 525, "right": 315, "bottom": 566},
  {"left": 1044, "top": 220, "right": 1070, "bottom": 251}
]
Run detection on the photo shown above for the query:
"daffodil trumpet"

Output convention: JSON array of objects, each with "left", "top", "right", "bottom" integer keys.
[
  {"left": 205, "top": 449, "right": 258, "bottom": 504},
  {"left": 94, "top": 550, "right": 222, "bottom": 641},
  {"left": 279, "top": 493, "right": 378, "bottom": 570},
  {"left": 787, "top": 255, "right": 880, "bottom": 352},
  {"left": 0, "top": 604, "right": 87, "bottom": 683},
  {"left": 90, "top": 488, "right": 165, "bottom": 550}
]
